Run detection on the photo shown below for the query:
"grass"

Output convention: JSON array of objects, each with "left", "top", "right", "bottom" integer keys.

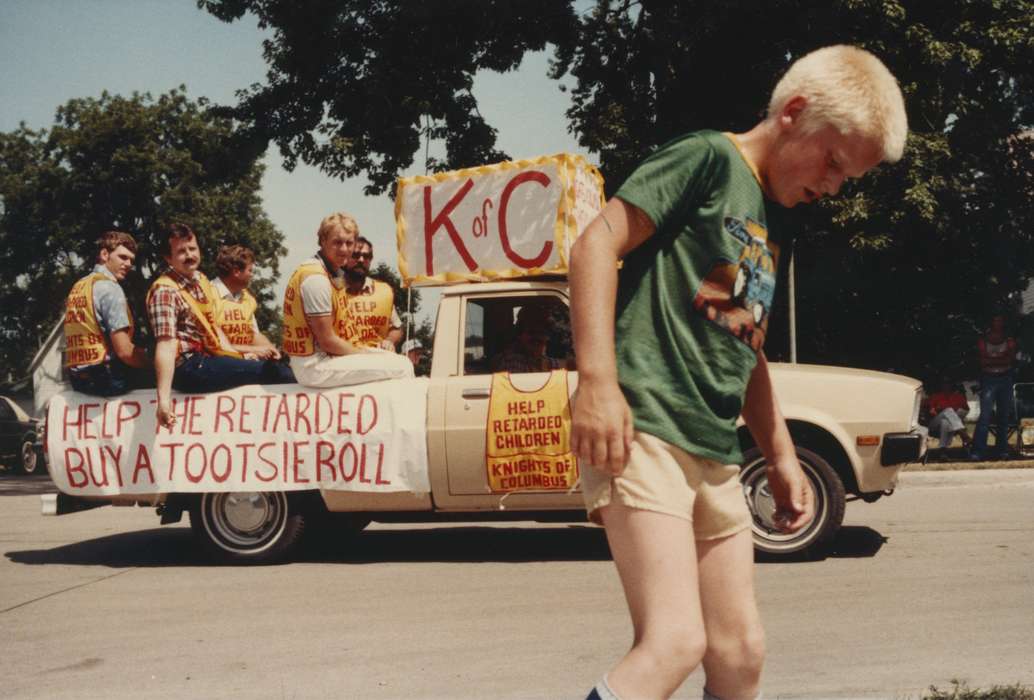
[{"left": 922, "top": 680, "right": 1034, "bottom": 700}]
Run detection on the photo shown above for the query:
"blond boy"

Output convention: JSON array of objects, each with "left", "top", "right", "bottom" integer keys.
[{"left": 571, "top": 45, "right": 907, "bottom": 700}]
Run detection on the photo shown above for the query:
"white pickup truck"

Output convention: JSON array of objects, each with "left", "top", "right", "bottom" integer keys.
[{"left": 42, "top": 279, "right": 926, "bottom": 563}]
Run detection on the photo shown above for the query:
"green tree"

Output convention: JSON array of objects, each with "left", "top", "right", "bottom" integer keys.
[
  {"left": 370, "top": 262, "right": 433, "bottom": 374},
  {"left": 202, "top": 0, "right": 1034, "bottom": 379},
  {"left": 0, "top": 88, "right": 285, "bottom": 377},
  {"left": 199, "top": 0, "right": 578, "bottom": 195},
  {"left": 560, "top": 0, "right": 1034, "bottom": 380},
  {"left": 371, "top": 261, "right": 423, "bottom": 332}
]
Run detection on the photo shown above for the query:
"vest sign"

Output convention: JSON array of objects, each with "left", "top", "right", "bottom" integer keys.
[
  {"left": 484, "top": 371, "right": 579, "bottom": 493},
  {"left": 395, "top": 153, "right": 605, "bottom": 286}
]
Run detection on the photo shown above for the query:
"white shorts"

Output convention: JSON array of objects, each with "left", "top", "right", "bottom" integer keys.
[{"left": 290, "top": 349, "right": 414, "bottom": 388}]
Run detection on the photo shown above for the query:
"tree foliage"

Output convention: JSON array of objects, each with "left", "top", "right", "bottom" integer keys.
[
  {"left": 0, "top": 88, "right": 285, "bottom": 377},
  {"left": 199, "top": 0, "right": 578, "bottom": 195},
  {"left": 203, "top": 0, "right": 1034, "bottom": 381},
  {"left": 371, "top": 262, "right": 433, "bottom": 374},
  {"left": 371, "top": 261, "right": 422, "bottom": 329}
]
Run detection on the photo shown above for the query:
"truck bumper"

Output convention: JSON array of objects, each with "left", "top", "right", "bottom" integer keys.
[
  {"left": 880, "top": 427, "right": 928, "bottom": 466},
  {"left": 40, "top": 492, "right": 108, "bottom": 516}
]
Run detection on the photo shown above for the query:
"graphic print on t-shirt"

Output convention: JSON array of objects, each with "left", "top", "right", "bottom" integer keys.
[{"left": 691, "top": 216, "right": 779, "bottom": 352}]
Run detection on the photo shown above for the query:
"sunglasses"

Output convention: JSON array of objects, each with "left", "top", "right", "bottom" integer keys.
[{"left": 353, "top": 252, "right": 373, "bottom": 260}]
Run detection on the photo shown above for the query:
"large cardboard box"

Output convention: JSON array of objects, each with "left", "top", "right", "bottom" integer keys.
[{"left": 395, "top": 153, "right": 604, "bottom": 286}]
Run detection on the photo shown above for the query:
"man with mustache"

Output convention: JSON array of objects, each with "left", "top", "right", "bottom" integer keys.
[
  {"left": 148, "top": 223, "right": 294, "bottom": 428},
  {"left": 64, "top": 230, "right": 149, "bottom": 396}
]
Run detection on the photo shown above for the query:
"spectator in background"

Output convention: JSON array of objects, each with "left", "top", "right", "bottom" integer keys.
[
  {"left": 213, "top": 244, "right": 282, "bottom": 360},
  {"left": 971, "top": 314, "right": 1018, "bottom": 460},
  {"left": 64, "top": 231, "right": 149, "bottom": 396},
  {"left": 927, "top": 378, "right": 971, "bottom": 452},
  {"left": 401, "top": 338, "right": 424, "bottom": 368}
]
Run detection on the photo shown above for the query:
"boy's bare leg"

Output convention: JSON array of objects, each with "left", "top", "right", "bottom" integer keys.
[
  {"left": 698, "top": 528, "right": 766, "bottom": 700},
  {"left": 600, "top": 503, "right": 707, "bottom": 700}
]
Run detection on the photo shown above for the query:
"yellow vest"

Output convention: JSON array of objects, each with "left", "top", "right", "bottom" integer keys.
[
  {"left": 485, "top": 370, "right": 579, "bottom": 492},
  {"left": 147, "top": 272, "right": 242, "bottom": 358},
  {"left": 64, "top": 272, "right": 133, "bottom": 368},
  {"left": 217, "top": 287, "right": 258, "bottom": 346},
  {"left": 282, "top": 261, "right": 349, "bottom": 357},
  {"left": 342, "top": 279, "right": 395, "bottom": 348}
]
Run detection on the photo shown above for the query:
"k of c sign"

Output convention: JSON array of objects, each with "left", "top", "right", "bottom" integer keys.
[{"left": 395, "top": 154, "right": 604, "bottom": 286}]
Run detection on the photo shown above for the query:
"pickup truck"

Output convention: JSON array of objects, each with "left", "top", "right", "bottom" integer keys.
[{"left": 42, "top": 279, "right": 926, "bottom": 563}]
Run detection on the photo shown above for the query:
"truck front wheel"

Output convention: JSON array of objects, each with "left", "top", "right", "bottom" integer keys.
[
  {"left": 190, "top": 491, "right": 306, "bottom": 564},
  {"left": 739, "top": 446, "right": 846, "bottom": 559}
]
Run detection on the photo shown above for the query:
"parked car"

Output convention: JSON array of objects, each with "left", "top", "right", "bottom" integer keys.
[{"left": 0, "top": 395, "right": 43, "bottom": 475}]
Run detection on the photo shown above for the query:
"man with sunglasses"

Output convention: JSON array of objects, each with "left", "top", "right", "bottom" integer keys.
[{"left": 341, "top": 236, "right": 403, "bottom": 352}]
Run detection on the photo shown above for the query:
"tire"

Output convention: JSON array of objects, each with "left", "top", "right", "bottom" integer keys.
[
  {"left": 190, "top": 491, "right": 307, "bottom": 564},
  {"left": 739, "top": 446, "right": 846, "bottom": 559},
  {"left": 19, "top": 439, "right": 42, "bottom": 475}
]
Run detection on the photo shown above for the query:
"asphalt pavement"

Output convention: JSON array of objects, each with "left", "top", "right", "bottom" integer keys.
[{"left": 1, "top": 468, "right": 1032, "bottom": 699}]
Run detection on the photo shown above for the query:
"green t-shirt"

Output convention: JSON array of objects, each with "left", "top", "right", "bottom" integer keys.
[{"left": 614, "top": 130, "right": 783, "bottom": 464}]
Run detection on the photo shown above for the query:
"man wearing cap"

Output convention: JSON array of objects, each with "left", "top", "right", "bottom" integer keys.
[
  {"left": 401, "top": 338, "right": 423, "bottom": 366},
  {"left": 64, "top": 231, "right": 149, "bottom": 396}
]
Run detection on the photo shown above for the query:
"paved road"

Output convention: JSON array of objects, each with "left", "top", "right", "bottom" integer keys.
[{"left": 1, "top": 469, "right": 1032, "bottom": 699}]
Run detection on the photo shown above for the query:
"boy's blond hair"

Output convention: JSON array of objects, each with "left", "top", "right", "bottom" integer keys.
[
  {"left": 768, "top": 45, "right": 908, "bottom": 163},
  {"left": 317, "top": 212, "right": 359, "bottom": 244}
]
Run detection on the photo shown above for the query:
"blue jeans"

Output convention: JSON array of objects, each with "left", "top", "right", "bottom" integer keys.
[
  {"left": 172, "top": 353, "right": 295, "bottom": 393},
  {"left": 971, "top": 372, "right": 1015, "bottom": 457},
  {"left": 70, "top": 362, "right": 129, "bottom": 397}
]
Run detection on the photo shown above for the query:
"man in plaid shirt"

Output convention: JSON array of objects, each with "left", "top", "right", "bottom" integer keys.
[{"left": 148, "top": 223, "right": 294, "bottom": 428}]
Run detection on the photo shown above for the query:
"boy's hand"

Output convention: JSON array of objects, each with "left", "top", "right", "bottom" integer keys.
[
  {"left": 765, "top": 456, "right": 815, "bottom": 533},
  {"left": 571, "top": 379, "right": 634, "bottom": 476}
]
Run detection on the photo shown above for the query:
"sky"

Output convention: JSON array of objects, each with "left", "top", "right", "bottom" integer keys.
[{"left": 0, "top": 0, "right": 589, "bottom": 325}]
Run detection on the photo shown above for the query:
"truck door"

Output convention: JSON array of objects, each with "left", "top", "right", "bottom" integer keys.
[{"left": 438, "top": 291, "right": 583, "bottom": 510}]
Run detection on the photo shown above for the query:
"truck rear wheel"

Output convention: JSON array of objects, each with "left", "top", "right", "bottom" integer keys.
[
  {"left": 739, "top": 446, "right": 846, "bottom": 559},
  {"left": 190, "top": 491, "right": 306, "bottom": 564}
]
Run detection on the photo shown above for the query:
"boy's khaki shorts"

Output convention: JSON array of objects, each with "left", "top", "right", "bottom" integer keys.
[{"left": 581, "top": 431, "right": 751, "bottom": 540}]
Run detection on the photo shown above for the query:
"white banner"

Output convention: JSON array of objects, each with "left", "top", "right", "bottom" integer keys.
[{"left": 46, "top": 380, "right": 431, "bottom": 496}]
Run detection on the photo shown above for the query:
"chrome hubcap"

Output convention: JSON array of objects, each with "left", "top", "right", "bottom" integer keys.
[
  {"left": 22, "top": 443, "right": 36, "bottom": 471},
  {"left": 223, "top": 493, "right": 271, "bottom": 534}
]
